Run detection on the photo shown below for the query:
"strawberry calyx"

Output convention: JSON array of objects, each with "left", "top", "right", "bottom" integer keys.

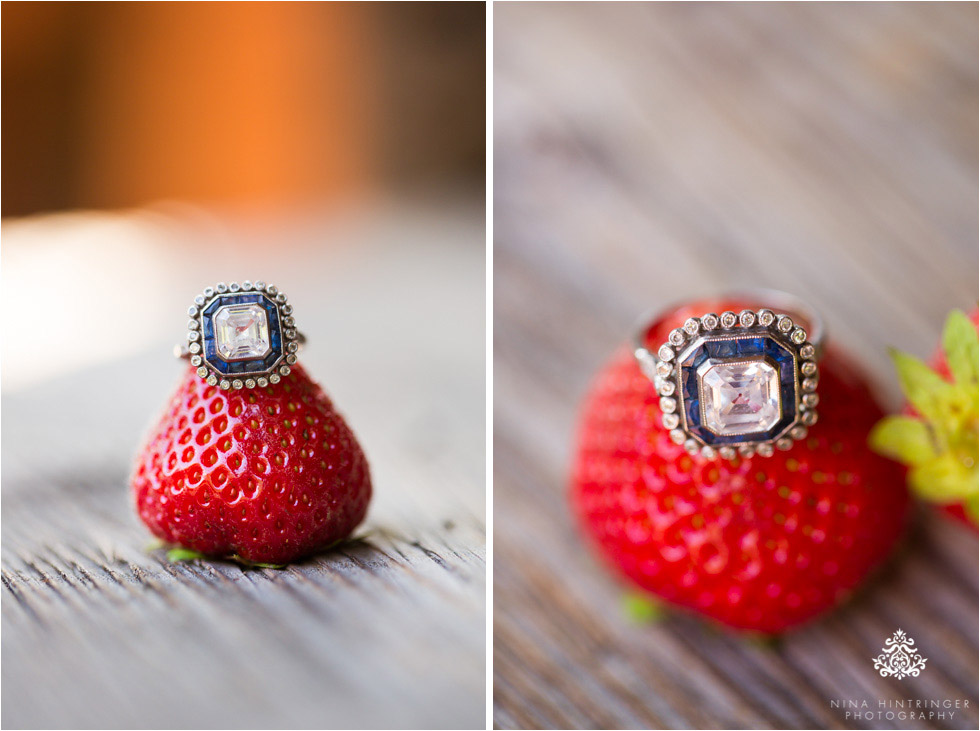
[{"left": 870, "top": 310, "right": 979, "bottom": 522}]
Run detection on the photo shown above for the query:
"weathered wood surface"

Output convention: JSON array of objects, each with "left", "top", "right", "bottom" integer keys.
[
  {"left": 1, "top": 202, "right": 486, "bottom": 729},
  {"left": 493, "top": 3, "right": 978, "bottom": 729}
]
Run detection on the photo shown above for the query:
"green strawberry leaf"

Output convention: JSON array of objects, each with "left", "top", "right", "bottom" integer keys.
[
  {"left": 868, "top": 415, "right": 937, "bottom": 466},
  {"left": 966, "top": 494, "right": 980, "bottom": 522},
  {"left": 623, "top": 592, "right": 664, "bottom": 623},
  {"left": 908, "top": 453, "right": 978, "bottom": 504},
  {"left": 889, "top": 349, "right": 955, "bottom": 425},
  {"left": 166, "top": 547, "right": 208, "bottom": 562},
  {"left": 231, "top": 555, "right": 287, "bottom": 570},
  {"left": 942, "top": 310, "right": 979, "bottom": 386}
]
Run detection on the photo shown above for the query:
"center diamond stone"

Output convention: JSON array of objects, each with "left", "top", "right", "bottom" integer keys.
[
  {"left": 699, "top": 358, "right": 781, "bottom": 436},
  {"left": 213, "top": 304, "right": 271, "bottom": 361}
]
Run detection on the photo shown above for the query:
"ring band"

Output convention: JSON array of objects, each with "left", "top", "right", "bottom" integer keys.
[
  {"left": 633, "top": 289, "right": 823, "bottom": 459},
  {"left": 175, "top": 331, "right": 306, "bottom": 359},
  {"left": 177, "top": 281, "right": 303, "bottom": 390}
]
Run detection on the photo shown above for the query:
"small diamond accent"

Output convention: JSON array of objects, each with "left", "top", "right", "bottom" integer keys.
[
  {"left": 669, "top": 429, "right": 686, "bottom": 445},
  {"left": 194, "top": 295, "right": 205, "bottom": 306},
  {"left": 802, "top": 410, "right": 818, "bottom": 426},
  {"left": 203, "top": 287, "right": 215, "bottom": 297},
  {"left": 790, "top": 425, "right": 807, "bottom": 439},
  {"left": 276, "top": 293, "right": 287, "bottom": 304},
  {"left": 187, "top": 331, "right": 200, "bottom": 342},
  {"left": 656, "top": 361, "right": 673, "bottom": 377},
  {"left": 190, "top": 355, "right": 202, "bottom": 367},
  {"left": 701, "top": 313, "right": 719, "bottom": 330},
  {"left": 257, "top": 377, "right": 269, "bottom": 387},
  {"left": 720, "top": 311, "right": 737, "bottom": 328},
  {"left": 219, "top": 379, "right": 231, "bottom": 390},
  {"left": 206, "top": 375, "right": 218, "bottom": 386},
  {"left": 662, "top": 413, "right": 679, "bottom": 430},
  {"left": 229, "top": 282, "right": 240, "bottom": 292},
  {"left": 242, "top": 281, "right": 253, "bottom": 291},
  {"left": 266, "top": 285, "right": 278, "bottom": 295},
  {"left": 802, "top": 378, "right": 818, "bottom": 392},
  {"left": 684, "top": 439, "right": 699, "bottom": 455},
  {"left": 669, "top": 329, "right": 685, "bottom": 346},
  {"left": 800, "top": 344, "right": 815, "bottom": 359},
  {"left": 188, "top": 319, "right": 199, "bottom": 330},
  {"left": 801, "top": 361, "right": 817, "bottom": 376},
  {"left": 756, "top": 443, "right": 774, "bottom": 457},
  {"left": 254, "top": 281, "right": 266, "bottom": 290},
  {"left": 718, "top": 446, "right": 736, "bottom": 460},
  {"left": 282, "top": 304, "right": 293, "bottom": 315},
  {"left": 269, "top": 373, "right": 281, "bottom": 384},
  {"left": 245, "top": 379, "right": 256, "bottom": 388},
  {"left": 659, "top": 380, "right": 675, "bottom": 397},
  {"left": 738, "top": 444, "right": 755, "bottom": 457},
  {"left": 758, "top": 310, "right": 775, "bottom": 327},
  {"left": 279, "top": 365, "right": 291, "bottom": 376},
  {"left": 776, "top": 438, "right": 793, "bottom": 451},
  {"left": 701, "top": 445, "right": 716, "bottom": 459},
  {"left": 738, "top": 310, "right": 755, "bottom": 327},
  {"left": 188, "top": 305, "right": 198, "bottom": 317},
  {"left": 660, "top": 397, "right": 677, "bottom": 414},
  {"left": 777, "top": 315, "right": 794, "bottom": 332},
  {"left": 802, "top": 393, "right": 819, "bottom": 408},
  {"left": 285, "top": 354, "right": 297, "bottom": 365},
  {"left": 188, "top": 342, "right": 201, "bottom": 354},
  {"left": 196, "top": 367, "right": 208, "bottom": 378},
  {"left": 232, "top": 379, "right": 243, "bottom": 389},
  {"left": 683, "top": 318, "right": 700, "bottom": 336},
  {"left": 791, "top": 328, "right": 807, "bottom": 344},
  {"left": 216, "top": 283, "right": 228, "bottom": 293},
  {"left": 658, "top": 344, "right": 674, "bottom": 361}
]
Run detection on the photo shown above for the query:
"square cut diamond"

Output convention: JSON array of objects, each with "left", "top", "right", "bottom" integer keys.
[
  {"left": 213, "top": 304, "right": 271, "bottom": 361},
  {"left": 699, "top": 359, "right": 780, "bottom": 436}
]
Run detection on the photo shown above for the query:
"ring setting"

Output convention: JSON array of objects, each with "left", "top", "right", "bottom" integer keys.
[
  {"left": 635, "top": 293, "right": 823, "bottom": 459},
  {"left": 179, "top": 281, "right": 303, "bottom": 390}
]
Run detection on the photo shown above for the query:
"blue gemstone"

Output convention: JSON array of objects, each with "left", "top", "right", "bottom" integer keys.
[{"left": 685, "top": 397, "right": 701, "bottom": 428}]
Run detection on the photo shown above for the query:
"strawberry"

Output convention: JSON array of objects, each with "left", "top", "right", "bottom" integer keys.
[
  {"left": 570, "top": 302, "right": 910, "bottom": 634},
  {"left": 870, "top": 309, "right": 979, "bottom": 527},
  {"left": 132, "top": 363, "right": 371, "bottom": 564}
]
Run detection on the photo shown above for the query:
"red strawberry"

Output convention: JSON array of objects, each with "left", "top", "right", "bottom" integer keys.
[
  {"left": 870, "top": 309, "right": 979, "bottom": 527},
  {"left": 570, "top": 302, "right": 910, "bottom": 634},
  {"left": 132, "top": 363, "right": 371, "bottom": 564}
]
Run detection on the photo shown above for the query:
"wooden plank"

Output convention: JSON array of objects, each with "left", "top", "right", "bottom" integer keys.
[{"left": 493, "top": 2, "right": 978, "bottom": 728}]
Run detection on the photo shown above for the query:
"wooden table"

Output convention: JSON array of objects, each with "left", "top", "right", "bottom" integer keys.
[
  {"left": 1, "top": 201, "right": 486, "bottom": 729},
  {"left": 493, "top": 3, "right": 978, "bottom": 729}
]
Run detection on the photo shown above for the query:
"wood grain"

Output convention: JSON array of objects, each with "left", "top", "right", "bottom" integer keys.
[
  {"left": 493, "top": 3, "right": 978, "bottom": 729},
  {"left": 1, "top": 202, "right": 486, "bottom": 729}
]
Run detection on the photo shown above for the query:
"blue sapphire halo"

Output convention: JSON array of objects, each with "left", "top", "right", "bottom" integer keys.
[
  {"left": 634, "top": 293, "right": 823, "bottom": 460},
  {"left": 177, "top": 281, "right": 303, "bottom": 390}
]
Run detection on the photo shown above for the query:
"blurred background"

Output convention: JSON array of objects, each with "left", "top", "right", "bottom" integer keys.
[
  {"left": 493, "top": 2, "right": 977, "bottom": 730},
  {"left": 2, "top": 3, "right": 485, "bottom": 729}
]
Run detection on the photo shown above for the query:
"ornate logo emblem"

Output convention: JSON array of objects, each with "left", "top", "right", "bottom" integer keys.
[{"left": 873, "top": 629, "right": 927, "bottom": 679}]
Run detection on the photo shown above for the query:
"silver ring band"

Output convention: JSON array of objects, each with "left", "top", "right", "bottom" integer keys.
[
  {"left": 175, "top": 331, "right": 306, "bottom": 360},
  {"left": 634, "top": 288, "right": 825, "bottom": 372}
]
